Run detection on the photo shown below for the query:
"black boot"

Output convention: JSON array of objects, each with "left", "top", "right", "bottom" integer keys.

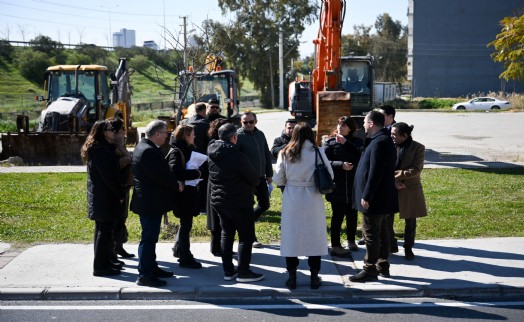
[
  {"left": 172, "top": 242, "right": 180, "bottom": 258},
  {"left": 286, "top": 270, "right": 297, "bottom": 290},
  {"left": 310, "top": 270, "right": 321, "bottom": 289}
]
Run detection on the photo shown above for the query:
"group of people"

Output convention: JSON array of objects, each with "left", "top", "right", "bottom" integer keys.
[{"left": 82, "top": 100, "right": 427, "bottom": 289}]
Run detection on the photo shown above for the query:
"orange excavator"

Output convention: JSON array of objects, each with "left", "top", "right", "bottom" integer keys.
[{"left": 289, "top": 0, "right": 375, "bottom": 142}]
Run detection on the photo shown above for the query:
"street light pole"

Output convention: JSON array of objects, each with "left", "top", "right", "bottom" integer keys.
[{"left": 100, "top": 4, "right": 119, "bottom": 47}]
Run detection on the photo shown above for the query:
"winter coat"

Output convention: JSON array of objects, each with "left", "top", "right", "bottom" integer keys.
[
  {"left": 130, "top": 138, "right": 181, "bottom": 216},
  {"left": 273, "top": 140, "right": 332, "bottom": 257},
  {"left": 166, "top": 140, "right": 202, "bottom": 218},
  {"left": 353, "top": 129, "right": 397, "bottom": 215},
  {"left": 207, "top": 139, "right": 259, "bottom": 209},
  {"left": 236, "top": 127, "right": 273, "bottom": 178},
  {"left": 323, "top": 135, "right": 362, "bottom": 204},
  {"left": 86, "top": 144, "right": 124, "bottom": 222},
  {"left": 271, "top": 133, "right": 291, "bottom": 159},
  {"left": 182, "top": 114, "right": 210, "bottom": 154},
  {"left": 395, "top": 139, "right": 428, "bottom": 219}
]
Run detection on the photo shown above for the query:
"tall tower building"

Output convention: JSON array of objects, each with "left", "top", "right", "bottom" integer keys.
[{"left": 112, "top": 28, "right": 136, "bottom": 48}]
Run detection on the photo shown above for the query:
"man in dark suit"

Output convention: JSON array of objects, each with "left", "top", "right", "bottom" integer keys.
[
  {"left": 130, "top": 120, "right": 183, "bottom": 287},
  {"left": 351, "top": 110, "right": 397, "bottom": 282}
]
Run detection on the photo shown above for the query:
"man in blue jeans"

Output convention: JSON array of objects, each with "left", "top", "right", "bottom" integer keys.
[
  {"left": 130, "top": 120, "right": 183, "bottom": 287},
  {"left": 236, "top": 112, "right": 273, "bottom": 248}
]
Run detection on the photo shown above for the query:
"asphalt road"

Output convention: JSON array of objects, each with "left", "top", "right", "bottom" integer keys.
[
  {"left": 256, "top": 110, "right": 524, "bottom": 164},
  {"left": 2, "top": 298, "right": 524, "bottom": 322}
]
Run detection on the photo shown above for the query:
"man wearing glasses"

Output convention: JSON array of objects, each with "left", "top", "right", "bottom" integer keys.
[
  {"left": 236, "top": 112, "right": 273, "bottom": 248},
  {"left": 130, "top": 120, "right": 184, "bottom": 287},
  {"left": 206, "top": 98, "right": 227, "bottom": 122}
]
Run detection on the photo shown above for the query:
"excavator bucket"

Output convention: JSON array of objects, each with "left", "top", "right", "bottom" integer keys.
[
  {"left": 315, "top": 91, "right": 351, "bottom": 145},
  {"left": 0, "top": 132, "right": 86, "bottom": 165}
]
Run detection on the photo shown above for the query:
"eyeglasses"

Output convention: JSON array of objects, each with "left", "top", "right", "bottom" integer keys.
[
  {"left": 104, "top": 128, "right": 114, "bottom": 132},
  {"left": 210, "top": 105, "right": 220, "bottom": 109},
  {"left": 242, "top": 120, "right": 255, "bottom": 125}
]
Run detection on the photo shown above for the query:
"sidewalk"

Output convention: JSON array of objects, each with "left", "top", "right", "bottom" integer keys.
[{"left": 1, "top": 238, "right": 523, "bottom": 301}]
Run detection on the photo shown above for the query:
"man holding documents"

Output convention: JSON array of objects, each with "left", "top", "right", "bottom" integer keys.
[{"left": 167, "top": 124, "right": 207, "bottom": 269}]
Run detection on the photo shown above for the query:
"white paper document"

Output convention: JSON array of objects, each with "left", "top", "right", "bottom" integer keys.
[{"left": 185, "top": 151, "right": 207, "bottom": 186}]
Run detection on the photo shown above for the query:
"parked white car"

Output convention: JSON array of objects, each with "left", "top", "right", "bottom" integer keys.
[{"left": 452, "top": 97, "right": 511, "bottom": 111}]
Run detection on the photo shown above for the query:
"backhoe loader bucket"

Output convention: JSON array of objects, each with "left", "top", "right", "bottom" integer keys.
[{"left": 1, "top": 132, "right": 87, "bottom": 165}]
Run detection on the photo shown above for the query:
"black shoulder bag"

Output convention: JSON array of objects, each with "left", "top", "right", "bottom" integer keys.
[{"left": 314, "top": 147, "right": 335, "bottom": 194}]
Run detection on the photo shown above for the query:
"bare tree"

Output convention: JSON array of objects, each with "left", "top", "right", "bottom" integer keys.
[
  {"left": 77, "top": 28, "right": 85, "bottom": 45},
  {"left": 17, "top": 24, "right": 29, "bottom": 44}
]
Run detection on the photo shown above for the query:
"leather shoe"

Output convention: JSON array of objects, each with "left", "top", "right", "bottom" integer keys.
[
  {"left": 93, "top": 268, "right": 121, "bottom": 277},
  {"left": 153, "top": 267, "right": 174, "bottom": 278},
  {"left": 179, "top": 259, "right": 202, "bottom": 269},
  {"left": 357, "top": 238, "right": 365, "bottom": 245},
  {"left": 348, "top": 242, "right": 359, "bottom": 251},
  {"left": 349, "top": 270, "right": 378, "bottom": 283},
  {"left": 109, "top": 261, "right": 123, "bottom": 270},
  {"left": 378, "top": 270, "right": 391, "bottom": 278},
  {"left": 136, "top": 276, "right": 167, "bottom": 287},
  {"left": 116, "top": 248, "right": 135, "bottom": 258}
]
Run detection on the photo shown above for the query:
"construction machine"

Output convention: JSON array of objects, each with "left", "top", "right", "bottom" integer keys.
[
  {"left": 0, "top": 58, "right": 137, "bottom": 165},
  {"left": 288, "top": 0, "right": 375, "bottom": 142},
  {"left": 161, "top": 54, "right": 241, "bottom": 132}
]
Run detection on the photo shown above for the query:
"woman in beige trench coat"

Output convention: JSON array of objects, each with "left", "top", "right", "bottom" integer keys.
[{"left": 391, "top": 122, "right": 428, "bottom": 260}]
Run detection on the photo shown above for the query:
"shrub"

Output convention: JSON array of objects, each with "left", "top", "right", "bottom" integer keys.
[
  {"left": 131, "top": 55, "right": 150, "bottom": 72},
  {"left": 14, "top": 50, "right": 50, "bottom": 85}
]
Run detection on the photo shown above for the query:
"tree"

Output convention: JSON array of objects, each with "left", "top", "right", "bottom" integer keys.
[
  {"left": 370, "top": 14, "right": 407, "bottom": 85},
  {"left": 488, "top": 13, "right": 524, "bottom": 81},
  {"left": 15, "top": 49, "right": 50, "bottom": 85},
  {"left": 217, "top": 0, "right": 318, "bottom": 107},
  {"left": 342, "top": 25, "right": 373, "bottom": 56},
  {"left": 0, "top": 39, "right": 14, "bottom": 60},
  {"left": 30, "top": 35, "right": 66, "bottom": 64}
]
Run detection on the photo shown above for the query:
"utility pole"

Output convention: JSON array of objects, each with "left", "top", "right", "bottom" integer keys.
[
  {"left": 279, "top": 30, "right": 284, "bottom": 109},
  {"left": 180, "top": 16, "right": 188, "bottom": 71}
]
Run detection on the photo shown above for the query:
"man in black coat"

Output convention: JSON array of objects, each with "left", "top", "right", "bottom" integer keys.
[
  {"left": 350, "top": 110, "right": 397, "bottom": 282},
  {"left": 182, "top": 102, "right": 210, "bottom": 154},
  {"left": 181, "top": 102, "right": 210, "bottom": 213},
  {"left": 271, "top": 119, "right": 297, "bottom": 158},
  {"left": 208, "top": 123, "right": 265, "bottom": 283},
  {"left": 130, "top": 120, "right": 183, "bottom": 287}
]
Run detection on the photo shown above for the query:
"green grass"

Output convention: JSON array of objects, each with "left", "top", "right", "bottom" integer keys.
[{"left": 1, "top": 169, "right": 523, "bottom": 249}]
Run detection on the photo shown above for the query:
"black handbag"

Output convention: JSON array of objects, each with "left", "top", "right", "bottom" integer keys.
[{"left": 314, "top": 147, "right": 335, "bottom": 194}]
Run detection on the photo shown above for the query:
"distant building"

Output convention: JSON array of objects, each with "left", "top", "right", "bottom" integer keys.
[
  {"left": 143, "top": 40, "right": 158, "bottom": 50},
  {"left": 113, "top": 29, "right": 136, "bottom": 48},
  {"left": 408, "top": 0, "right": 524, "bottom": 97}
]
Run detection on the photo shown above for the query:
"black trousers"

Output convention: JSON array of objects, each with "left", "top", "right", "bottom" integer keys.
[
  {"left": 362, "top": 213, "right": 390, "bottom": 274},
  {"left": 330, "top": 202, "right": 358, "bottom": 247},
  {"left": 175, "top": 215, "right": 194, "bottom": 262},
  {"left": 214, "top": 206, "right": 255, "bottom": 275},
  {"left": 285, "top": 256, "right": 321, "bottom": 273},
  {"left": 403, "top": 218, "right": 417, "bottom": 249},
  {"left": 93, "top": 220, "right": 114, "bottom": 271}
]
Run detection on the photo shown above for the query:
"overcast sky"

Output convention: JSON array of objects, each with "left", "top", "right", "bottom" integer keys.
[{"left": 1, "top": 0, "right": 408, "bottom": 58}]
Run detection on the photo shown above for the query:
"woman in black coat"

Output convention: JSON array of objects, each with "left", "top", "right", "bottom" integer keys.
[
  {"left": 205, "top": 118, "right": 230, "bottom": 256},
  {"left": 81, "top": 120, "right": 125, "bottom": 277},
  {"left": 323, "top": 116, "right": 363, "bottom": 256},
  {"left": 167, "top": 124, "right": 203, "bottom": 269}
]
